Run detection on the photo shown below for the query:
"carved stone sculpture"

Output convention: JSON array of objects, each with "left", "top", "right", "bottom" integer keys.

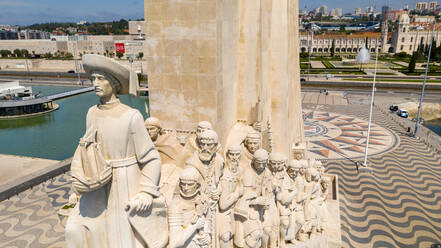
[
  {"left": 168, "top": 166, "right": 210, "bottom": 248},
  {"left": 298, "top": 167, "right": 319, "bottom": 241},
  {"left": 145, "top": 117, "right": 184, "bottom": 166},
  {"left": 268, "top": 153, "right": 296, "bottom": 248},
  {"left": 66, "top": 54, "right": 165, "bottom": 248},
  {"left": 240, "top": 149, "right": 272, "bottom": 248},
  {"left": 185, "top": 130, "right": 225, "bottom": 248},
  {"left": 218, "top": 144, "right": 244, "bottom": 248},
  {"left": 239, "top": 130, "right": 262, "bottom": 170},
  {"left": 183, "top": 121, "right": 213, "bottom": 158}
]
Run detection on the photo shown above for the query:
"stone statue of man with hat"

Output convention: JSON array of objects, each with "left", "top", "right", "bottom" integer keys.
[{"left": 66, "top": 54, "right": 165, "bottom": 248}]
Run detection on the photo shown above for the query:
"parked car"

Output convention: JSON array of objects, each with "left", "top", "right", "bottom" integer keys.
[
  {"left": 67, "top": 70, "right": 75, "bottom": 73},
  {"left": 300, "top": 78, "right": 306, "bottom": 82},
  {"left": 397, "top": 109, "right": 409, "bottom": 118},
  {"left": 389, "top": 105, "right": 398, "bottom": 111}
]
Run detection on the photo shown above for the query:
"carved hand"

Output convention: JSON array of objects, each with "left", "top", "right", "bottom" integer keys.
[
  {"left": 126, "top": 192, "right": 153, "bottom": 213},
  {"left": 210, "top": 189, "right": 220, "bottom": 201}
]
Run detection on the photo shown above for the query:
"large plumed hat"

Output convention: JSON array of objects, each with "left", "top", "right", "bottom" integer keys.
[{"left": 82, "top": 54, "right": 138, "bottom": 95}]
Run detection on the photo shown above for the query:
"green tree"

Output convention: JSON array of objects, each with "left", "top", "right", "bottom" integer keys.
[
  {"left": 13, "top": 49, "right": 22, "bottom": 58},
  {"left": 21, "top": 49, "right": 30, "bottom": 58},
  {"left": 116, "top": 51, "right": 124, "bottom": 59},
  {"left": 0, "top": 50, "right": 10, "bottom": 58},
  {"left": 138, "top": 52, "right": 144, "bottom": 60},
  {"left": 43, "top": 52, "right": 53, "bottom": 59},
  {"left": 330, "top": 39, "right": 335, "bottom": 57},
  {"left": 408, "top": 52, "right": 417, "bottom": 73}
]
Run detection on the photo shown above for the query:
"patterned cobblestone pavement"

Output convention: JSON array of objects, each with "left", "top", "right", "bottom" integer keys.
[{"left": 0, "top": 101, "right": 440, "bottom": 248}]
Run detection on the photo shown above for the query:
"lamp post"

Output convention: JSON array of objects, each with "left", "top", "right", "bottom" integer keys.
[
  {"left": 362, "top": 46, "right": 379, "bottom": 167},
  {"left": 414, "top": 22, "right": 436, "bottom": 138},
  {"left": 307, "top": 29, "right": 313, "bottom": 81}
]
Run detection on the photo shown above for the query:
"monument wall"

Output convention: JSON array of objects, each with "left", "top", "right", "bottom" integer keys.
[{"left": 145, "top": 0, "right": 304, "bottom": 157}]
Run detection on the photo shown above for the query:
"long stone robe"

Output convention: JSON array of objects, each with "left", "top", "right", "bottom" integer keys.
[
  {"left": 154, "top": 133, "right": 184, "bottom": 167},
  {"left": 67, "top": 100, "right": 161, "bottom": 248}
]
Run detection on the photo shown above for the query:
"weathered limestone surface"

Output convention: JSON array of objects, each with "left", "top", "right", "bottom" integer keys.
[{"left": 144, "top": 0, "right": 304, "bottom": 155}]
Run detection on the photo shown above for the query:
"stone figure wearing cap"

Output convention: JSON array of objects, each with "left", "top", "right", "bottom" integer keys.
[
  {"left": 239, "top": 130, "right": 262, "bottom": 170},
  {"left": 218, "top": 144, "right": 244, "bottom": 248},
  {"left": 183, "top": 121, "right": 213, "bottom": 157},
  {"left": 168, "top": 166, "right": 210, "bottom": 248},
  {"left": 66, "top": 55, "right": 164, "bottom": 248},
  {"left": 240, "top": 149, "right": 272, "bottom": 248},
  {"left": 145, "top": 117, "right": 184, "bottom": 166},
  {"left": 184, "top": 129, "right": 225, "bottom": 247}
]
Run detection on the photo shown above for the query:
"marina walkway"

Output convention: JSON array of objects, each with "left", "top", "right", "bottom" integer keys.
[{"left": 46, "top": 87, "right": 94, "bottom": 101}]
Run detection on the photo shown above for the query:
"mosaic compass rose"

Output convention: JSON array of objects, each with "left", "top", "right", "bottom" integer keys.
[{"left": 303, "top": 110, "right": 399, "bottom": 160}]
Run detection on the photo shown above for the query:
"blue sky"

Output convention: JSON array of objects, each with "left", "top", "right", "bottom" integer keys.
[{"left": 0, "top": 0, "right": 423, "bottom": 26}]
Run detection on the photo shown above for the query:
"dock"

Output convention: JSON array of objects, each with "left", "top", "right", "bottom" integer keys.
[{"left": 47, "top": 86, "right": 94, "bottom": 100}]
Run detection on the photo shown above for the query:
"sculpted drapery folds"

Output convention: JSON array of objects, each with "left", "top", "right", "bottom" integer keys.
[
  {"left": 218, "top": 145, "right": 244, "bottom": 248},
  {"left": 66, "top": 55, "right": 163, "bottom": 248}
]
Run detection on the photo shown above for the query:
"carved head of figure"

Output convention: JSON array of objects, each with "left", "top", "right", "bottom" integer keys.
[
  {"left": 179, "top": 166, "right": 201, "bottom": 198},
  {"left": 244, "top": 130, "right": 261, "bottom": 154},
  {"left": 252, "top": 149, "right": 269, "bottom": 173},
  {"left": 83, "top": 54, "right": 138, "bottom": 101},
  {"left": 90, "top": 71, "right": 121, "bottom": 99},
  {"left": 145, "top": 117, "right": 162, "bottom": 142},
  {"left": 268, "top": 152, "right": 286, "bottom": 174},
  {"left": 321, "top": 177, "right": 331, "bottom": 192},
  {"left": 198, "top": 130, "right": 218, "bottom": 163},
  {"left": 196, "top": 121, "right": 213, "bottom": 140},
  {"left": 287, "top": 160, "right": 302, "bottom": 180},
  {"left": 292, "top": 142, "right": 307, "bottom": 160},
  {"left": 305, "top": 167, "right": 318, "bottom": 183},
  {"left": 226, "top": 144, "right": 242, "bottom": 173}
]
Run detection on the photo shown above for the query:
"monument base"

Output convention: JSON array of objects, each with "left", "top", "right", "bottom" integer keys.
[
  {"left": 359, "top": 166, "right": 374, "bottom": 174},
  {"left": 287, "top": 235, "right": 327, "bottom": 248}
]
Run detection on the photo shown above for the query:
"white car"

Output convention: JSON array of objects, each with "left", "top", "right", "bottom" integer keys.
[{"left": 397, "top": 109, "right": 409, "bottom": 118}]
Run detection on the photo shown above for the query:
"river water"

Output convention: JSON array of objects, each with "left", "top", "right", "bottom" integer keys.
[
  {"left": 0, "top": 85, "right": 148, "bottom": 160},
  {"left": 425, "top": 119, "right": 441, "bottom": 136}
]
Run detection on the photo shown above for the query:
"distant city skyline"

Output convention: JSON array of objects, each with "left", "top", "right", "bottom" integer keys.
[{"left": 0, "top": 0, "right": 433, "bottom": 26}]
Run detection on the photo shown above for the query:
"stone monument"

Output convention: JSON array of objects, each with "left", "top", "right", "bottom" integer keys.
[{"left": 62, "top": 0, "right": 341, "bottom": 247}]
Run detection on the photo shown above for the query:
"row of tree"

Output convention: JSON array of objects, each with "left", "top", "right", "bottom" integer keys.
[{"left": 0, "top": 49, "right": 32, "bottom": 58}]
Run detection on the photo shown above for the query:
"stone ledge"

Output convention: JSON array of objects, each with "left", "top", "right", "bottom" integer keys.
[{"left": 0, "top": 157, "right": 71, "bottom": 202}]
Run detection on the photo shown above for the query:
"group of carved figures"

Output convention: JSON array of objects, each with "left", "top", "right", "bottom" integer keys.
[
  {"left": 64, "top": 54, "right": 331, "bottom": 248},
  {"left": 145, "top": 119, "right": 331, "bottom": 248}
]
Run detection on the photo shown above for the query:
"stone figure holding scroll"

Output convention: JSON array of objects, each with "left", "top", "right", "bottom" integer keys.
[{"left": 66, "top": 55, "right": 164, "bottom": 248}]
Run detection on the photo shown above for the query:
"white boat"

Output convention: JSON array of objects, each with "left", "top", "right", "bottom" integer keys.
[{"left": 0, "top": 81, "right": 35, "bottom": 100}]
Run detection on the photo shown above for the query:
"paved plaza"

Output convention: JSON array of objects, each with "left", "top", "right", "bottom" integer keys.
[{"left": 0, "top": 92, "right": 440, "bottom": 247}]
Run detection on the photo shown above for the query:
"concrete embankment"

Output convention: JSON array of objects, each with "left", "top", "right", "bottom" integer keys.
[
  {"left": 374, "top": 105, "right": 441, "bottom": 155},
  {"left": 0, "top": 154, "right": 71, "bottom": 201},
  {"left": 397, "top": 102, "right": 441, "bottom": 121}
]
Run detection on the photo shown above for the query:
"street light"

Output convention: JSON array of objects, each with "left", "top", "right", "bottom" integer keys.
[
  {"left": 362, "top": 46, "right": 379, "bottom": 167},
  {"left": 414, "top": 22, "right": 436, "bottom": 138}
]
